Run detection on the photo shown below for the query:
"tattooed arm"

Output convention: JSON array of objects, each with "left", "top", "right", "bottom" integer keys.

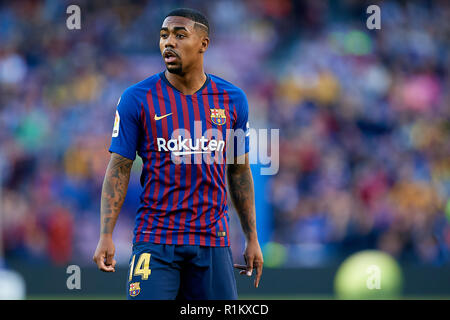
[
  {"left": 93, "top": 152, "right": 133, "bottom": 272},
  {"left": 99, "top": 153, "right": 133, "bottom": 235},
  {"left": 227, "top": 153, "right": 263, "bottom": 288}
]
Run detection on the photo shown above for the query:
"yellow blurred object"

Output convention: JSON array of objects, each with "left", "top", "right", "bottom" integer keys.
[
  {"left": 277, "top": 75, "right": 303, "bottom": 104},
  {"left": 64, "top": 145, "right": 90, "bottom": 178},
  {"left": 390, "top": 181, "right": 441, "bottom": 213},
  {"left": 276, "top": 71, "right": 339, "bottom": 106},
  {"left": 72, "top": 73, "right": 104, "bottom": 103},
  {"left": 334, "top": 250, "right": 403, "bottom": 299},
  {"left": 314, "top": 71, "right": 340, "bottom": 105}
]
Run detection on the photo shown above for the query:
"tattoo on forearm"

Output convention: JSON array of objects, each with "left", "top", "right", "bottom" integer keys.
[
  {"left": 100, "top": 153, "right": 133, "bottom": 234},
  {"left": 227, "top": 164, "right": 257, "bottom": 239}
]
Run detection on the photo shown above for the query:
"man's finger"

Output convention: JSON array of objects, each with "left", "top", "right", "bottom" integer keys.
[
  {"left": 244, "top": 255, "right": 254, "bottom": 276},
  {"left": 254, "top": 261, "right": 263, "bottom": 288},
  {"left": 106, "top": 251, "right": 115, "bottom": 266},
  {"left": 234, "top": 264, "right": 253, "bottom": 276},
  {"left": 106, "top": 259, "right": 117, "bottom": 272},
  {"left": 94, "top": 253, "right": 108, "bottom": 271},
  {"left": 233, "top": 264, "right": 247, "bottom": 270},
  {"left": 101, "top": 259, "right": 115, "bottom": 272}
]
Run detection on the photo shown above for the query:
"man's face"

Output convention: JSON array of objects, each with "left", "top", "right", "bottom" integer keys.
[{"left": 160, "top": 16, "right": 208, "bottom": 75}]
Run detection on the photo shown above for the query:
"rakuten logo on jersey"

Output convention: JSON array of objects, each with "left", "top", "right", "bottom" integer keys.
[
  {"left": 156, "top": 124, "right": 227, "bottom": 165},
  {"left": 156, "top": 136, "right": 225, "bottom": 156}
]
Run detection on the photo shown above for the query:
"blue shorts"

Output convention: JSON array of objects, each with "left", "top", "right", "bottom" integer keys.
[{"left": 126, "top": 242, "right": 238, "bottom": 300}]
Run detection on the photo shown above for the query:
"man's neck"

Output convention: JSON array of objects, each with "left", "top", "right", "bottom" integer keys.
[{"left": 164, "top": 67, "right": 207, "bottom": 95}]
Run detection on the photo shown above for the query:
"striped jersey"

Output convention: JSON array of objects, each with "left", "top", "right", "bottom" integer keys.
[{"left": 109, "top": 71, "right": 250, "bottom": 247}]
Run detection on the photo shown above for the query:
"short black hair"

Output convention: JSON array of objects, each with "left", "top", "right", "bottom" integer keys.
[{"left": 165, "top": 8, "right": 209, "bottom": 36}]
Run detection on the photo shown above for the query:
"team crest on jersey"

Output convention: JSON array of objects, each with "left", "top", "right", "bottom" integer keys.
[
  {"left": 129, "top": 282, "right": 141, "bottom": 297},
  {"left": 210, "top": 108, "right": 226, "bottom": 126}
]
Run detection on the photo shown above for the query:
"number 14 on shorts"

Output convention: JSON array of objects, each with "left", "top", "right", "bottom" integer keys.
[{"left": 129, "top": 253, "right": 152, "bottom": 281}]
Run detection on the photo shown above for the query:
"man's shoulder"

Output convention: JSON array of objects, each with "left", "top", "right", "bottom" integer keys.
[
  {"left": 123, "top": 73, "right": 162, "bottom": 97},
  {"left": 208, "top": 74, "right": 247, "bottom": 101}
]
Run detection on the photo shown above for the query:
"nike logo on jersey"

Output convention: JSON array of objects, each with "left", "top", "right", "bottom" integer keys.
[{"left": 154, "top": 113, "right": 172, "bottom": 121}]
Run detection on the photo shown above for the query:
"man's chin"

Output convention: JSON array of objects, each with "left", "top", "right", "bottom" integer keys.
[{"left": 166, "top": 64, "right": 183, "bottom": 75}]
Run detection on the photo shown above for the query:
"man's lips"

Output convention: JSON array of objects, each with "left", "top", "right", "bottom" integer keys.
[
  {"left": 165, "top": 56, "right": 177, "bottom": 63},
  {"left": 163, "top": 50, "right": 179, "bottom": 63}
]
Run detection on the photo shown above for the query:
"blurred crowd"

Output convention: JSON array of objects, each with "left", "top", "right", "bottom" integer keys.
[{"left": 0, "top": 0, "right": 449, "bottom": 266}]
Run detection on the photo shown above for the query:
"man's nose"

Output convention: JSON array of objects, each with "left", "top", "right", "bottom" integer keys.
[{"left": 164, "top": 34, "right": 176, "bottom": 48}]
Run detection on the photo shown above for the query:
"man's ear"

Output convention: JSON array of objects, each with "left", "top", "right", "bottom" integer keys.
[{"left": 199, "top": 37, "right": 209, "bottom": 53}]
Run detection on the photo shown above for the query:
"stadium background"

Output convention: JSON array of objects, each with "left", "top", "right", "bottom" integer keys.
[{"left": 0, "top": 0, "right": 449, "bottom": 299}]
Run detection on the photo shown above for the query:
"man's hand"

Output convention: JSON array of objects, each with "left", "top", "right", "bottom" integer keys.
[
  {"left": 93, "top": 235, "right": 116, "bottom": 272},
  {"left": 234, "top": 239, "right": 264, "bottom": 288}
]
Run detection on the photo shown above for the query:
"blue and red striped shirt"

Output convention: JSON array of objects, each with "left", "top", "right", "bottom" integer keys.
[{"left": 109, "top": 71, "right": 249, "bottom": 247}]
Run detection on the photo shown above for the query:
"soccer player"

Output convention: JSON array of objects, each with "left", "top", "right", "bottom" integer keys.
[{"left": 93, "top": 8, "right": 263, "bottom": 300}]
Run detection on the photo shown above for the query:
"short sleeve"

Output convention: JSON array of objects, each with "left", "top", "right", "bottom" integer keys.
[
  {"left": 233, "top": 89, "right": 250, "bottom": 156},
  {"left": 108, "top": 89, "right": 140, "bottom": 161}
]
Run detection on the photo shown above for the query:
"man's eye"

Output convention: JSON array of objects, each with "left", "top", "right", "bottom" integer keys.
[
  {"left": 176, "top": 34, "right": 185, "bottom": 39},
  {"left": 160, "top": 34, "right": 168, "bottom": 39}
]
